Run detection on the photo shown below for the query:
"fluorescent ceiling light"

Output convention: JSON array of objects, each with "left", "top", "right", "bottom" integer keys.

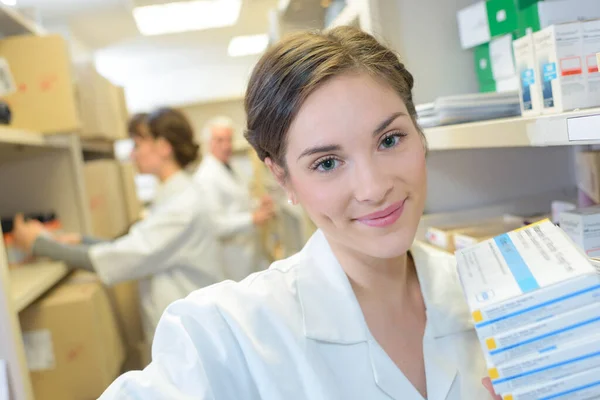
[
  {"left": 228, "top": 34, "right": 269, "bottom": 57},
  {"left": 133, "top": 0, "right": 242, "bottom": 36},
  {"left": 0, "top": 0, "right": 17, "bottom": 6}
]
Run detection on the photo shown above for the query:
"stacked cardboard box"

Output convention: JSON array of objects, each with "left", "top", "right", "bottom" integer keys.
[
  {"left": 19, "top": 279, "right": 125, "bottom": 400},
  {"left": 457, "top": 220, "right": 600, "bottom": 398}
]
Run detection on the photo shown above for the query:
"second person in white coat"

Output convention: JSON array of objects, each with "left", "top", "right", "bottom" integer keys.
[
  {"left": 13, "top": 108, "right": 226, "bottom": 340},
  {"left": 194, "top": 117, "right": 274, "bottom": 281}
]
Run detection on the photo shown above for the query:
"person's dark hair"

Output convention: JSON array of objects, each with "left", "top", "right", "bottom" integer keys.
[
  {"left": 146, "top": 107, "right": 200, "bottom": 168},
  {"left": 244, "top": 26, "right": 425, "bottom": 169},
  {"left": 128, "top": 113, "right": 149, "bottom": 137}
]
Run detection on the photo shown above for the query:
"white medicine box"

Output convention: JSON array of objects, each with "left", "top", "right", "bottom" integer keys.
[
  {"left": 559, "top": 205, "right": 600, "bottom": 257},
  {"left": 513, "top": 33, "right": 542, "bottom": 116},
  {"left": 583, "top": 20, "right": 600, "bottom": 109},
  {"left": 534, "top": 22, "right": 587, "bottom": 114}
]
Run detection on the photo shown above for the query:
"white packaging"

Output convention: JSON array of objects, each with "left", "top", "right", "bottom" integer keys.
[
  {"left": 513, "top": 34, "right": 543, "bottom": 116},
  {"left": 491, "top": 34, "right": 517, "bottom": 80},
  {"left": 489, "top": 334, "right": 600, "bottom": 394},
  {"left": 457, "top": 2, "right": 490, "bottom": 50},
  {"left": 483, "top": 302, "right": 600, "bottom": 365},
  {"left": 583, "top": 20, "right": 600, "bottom": 108},
  {"left": 456, "top": 220, "right": 600, "bottom": 339},
  {"left": 496, "top": 75, "right": 519, "bottom": 92},
  {"left": 536, "top": 0, "right": 600, "bottom": 30},
  {"left": 534, "top": 22, "right": 587, "bottom": 114},
  {"left": 503, "top": 365, "right": 600, "bottom": 400},
  {"left": 560, "top": 205, "right": 600, "bottom": 257}
]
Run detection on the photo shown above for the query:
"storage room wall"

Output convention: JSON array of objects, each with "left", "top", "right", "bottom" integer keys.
[{"left": 371, "top": 0, "right": 578, "bottom": 213}]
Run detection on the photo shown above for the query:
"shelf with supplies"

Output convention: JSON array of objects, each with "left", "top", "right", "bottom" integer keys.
[
  {"left": 0, "top": 5, "right": 44, "bottom": 37},
  {"left": 0, "top": 127, "right": 75, "bottom": 165},
  {"left": 424, "top": 107, "right": 600, "bottom": 151},
  {"left": 9, "top": 261, "right": 68, "bottom": 313}
]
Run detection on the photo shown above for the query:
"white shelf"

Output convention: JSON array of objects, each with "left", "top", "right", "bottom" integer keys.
[
  {"left": 424, "top": 107, "right": 600, "bottom": 150},
  {"left": 0, "top": 5, "right": 44, "bottom": 37},
  {"left": 9, "top": 261, "right": 68, "bottom": 312}
]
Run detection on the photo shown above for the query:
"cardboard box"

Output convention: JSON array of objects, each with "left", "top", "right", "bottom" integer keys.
[
  {"left": 84, "top": 160, "right": 130, "bottom": 239},
  {"left": 456, "top": 220, "right": 600, "bottom": 338},
  {"left": 583, "top": 20, "right": 600, "bottom": 108},
  {"left": 489, "top": 334, "right": 600, "bottom": 394},
  {"left": 119, "top": 162, "right": 142, "bottom": 226},
  {"left": 534, "top": 22, "right": 587, "bottom": 114},
  {"left": 19, "top": 281, "right": 125, "bottom": 400},
  {"left": 513, "top": 33, "right": 543, "bottom": 116},
  {"left": 484, "top": 301, "right": 600, "bottom": 364},
  {"left": 458, "top": 0, "right": 519, "bottom": 49},
  {"left": 575, "top": 151, "right": 600, "bottom": 204},
  {"left": 0, "top": 35, "right": 80, "bottom": 134},
  {"left": 75, "top": 63, "right": 127, "bottom": 140},
  {"left": 518, "top": 0, "right": 600, "bottom": 38},
  {"left": 503, "top": 365, "right": 600, "bottom": 400},
  {"left": 560, "top": 205, "right": 600, "bottom": 257}
]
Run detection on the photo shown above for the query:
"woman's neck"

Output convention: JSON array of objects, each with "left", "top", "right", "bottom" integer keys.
[
  {"left": 330, "top": 240, "right": 418, "bottom": 305},
  {"left": 157, "top": 162, "right": 182, "bottom": 183}
]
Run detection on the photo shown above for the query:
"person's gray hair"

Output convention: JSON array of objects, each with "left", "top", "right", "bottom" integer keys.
[{"left": 201, "top": 116, "right": 235, "bottom": 144}]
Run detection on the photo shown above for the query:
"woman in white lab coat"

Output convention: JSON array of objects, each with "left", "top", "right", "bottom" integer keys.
[
  {"left": 99, "top": 28, "right": 499, "bottom": 399},
  {"left": 12, "top": 108, "right": 225, "bottom": 340}
]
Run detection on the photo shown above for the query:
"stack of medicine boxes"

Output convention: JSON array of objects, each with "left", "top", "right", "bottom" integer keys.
[{"left": 456, "top": 220, "right": 600, "bottom": 399}]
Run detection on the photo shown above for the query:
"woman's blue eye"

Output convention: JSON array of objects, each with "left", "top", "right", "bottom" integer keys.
[
  {"left": 380, "top": 134, "right": 402, "bottom": 149},
  {"left": 317, "top": 158, "right": 337, "bottom": 172}
]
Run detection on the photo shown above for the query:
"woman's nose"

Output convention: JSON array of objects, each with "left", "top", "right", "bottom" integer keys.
[{"left": 352, "top": 160, "right": 393, "bottom": 204}]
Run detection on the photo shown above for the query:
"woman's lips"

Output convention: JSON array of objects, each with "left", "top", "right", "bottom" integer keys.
[{"left": 355, "top": 200, "right": 406, "bottom": 228}]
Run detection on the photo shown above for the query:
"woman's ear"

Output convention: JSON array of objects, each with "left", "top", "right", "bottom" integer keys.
[
  {"left": 265, "top": 157, "right": 286, "bottom": 187},
  {"left": 156, "top": 137, "right": 173, "bottom": 159},
  {"left": 265, "top": 157, "right": 296, "bottom": 204}
]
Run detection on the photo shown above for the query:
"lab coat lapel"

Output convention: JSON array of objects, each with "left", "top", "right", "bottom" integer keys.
[
  {"left": 207, "top": 155, "right": 246, "bottom": 198},
  {"left": 368, "top": 339, "right": 424, "bottom": 400},
  {"left": 423, "top": 332, "right": 458, "bottom": 400}
]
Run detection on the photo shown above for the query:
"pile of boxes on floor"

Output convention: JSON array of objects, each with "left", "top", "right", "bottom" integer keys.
[
  {"left": 456, "top": 219, "right": 600, "bottom": 399},
  {"left": 18, "top": 271, "right": 150, "bottom": 400},
  {"left": 458, "top": 0, "right": 600, "bottom": 115}
]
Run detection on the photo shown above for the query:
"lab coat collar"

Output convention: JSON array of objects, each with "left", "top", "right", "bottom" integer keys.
[
  {"left": 297, "top": 231, "right": 473, "bottom": 344},
  {"left": 152, "top": 171, "right": 191, "bottom": 209},
  {"left": 296, "top": 230, "right": 368, "bottom": 344},
  {"left": 411, "top": 241, "right": 474, "bottom": 338}
]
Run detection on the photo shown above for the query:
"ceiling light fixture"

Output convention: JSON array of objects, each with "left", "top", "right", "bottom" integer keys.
[
  {"left": 133, "top": 0, "right": 242, "bottom": 36},
  {"left": 228, "top": 34, "right": 269, "bottom": 57}
]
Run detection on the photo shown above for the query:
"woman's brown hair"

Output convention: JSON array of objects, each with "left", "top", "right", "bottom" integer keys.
[
  {"left": 244, "top": 26, "right": 424, "bottom": 168},
  {"left": 141, "top": 107, "right": 200, "bottom": 168}
]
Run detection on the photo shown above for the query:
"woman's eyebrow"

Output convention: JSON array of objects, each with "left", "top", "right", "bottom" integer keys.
[
  {"left": 372, "top": 112, "right": 407, "bottom": 137},
  {"left": 297, "top": 144, "right": 341, "bottom": 161}
]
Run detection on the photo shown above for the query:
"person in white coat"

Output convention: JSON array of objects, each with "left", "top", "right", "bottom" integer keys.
[
  {"left": 194, "top": 116, "right": 274, "bottom": 281},
  {"left": 12, "top": 108, "right": 226, "bottom": 340},
  {"left": 99, "top": 28, "right": 500, "bottom": 399}
]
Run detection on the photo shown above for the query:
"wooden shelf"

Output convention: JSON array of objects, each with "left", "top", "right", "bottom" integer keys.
[
  {"left": 424, "top": 107, "right": 600, "bottom": 151},
  {"left": 80, "top": 138, "right": 115, "bottom": 155},
  {"left": 9, "top": 261, "right": 68, "bottom": 312},
  {"left": 0, "top": 127, "right": 72, "bottom": 164},
  {"left": 0, "top": 5, "right": 44, "bottom": 37}
]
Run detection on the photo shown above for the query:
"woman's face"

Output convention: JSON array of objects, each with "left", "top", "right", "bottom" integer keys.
[
  {"left": 131, "top": 126, "right": 164, "bottom": 175},
  {"left": 281, "top": 72, "right": 427, "bottom": 259}
]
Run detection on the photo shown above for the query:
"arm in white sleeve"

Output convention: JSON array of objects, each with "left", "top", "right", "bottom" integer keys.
[
  {"left": 32, "top": 236, "right": 95, "bottom": 271},
  {"left": 89, "top": 205, "right": 198, "bottom": 286},
  {"left": 202, "top": 188, "right": 254, "bottom": 239},
  {"left": 98, "top": 289, "right": 259, "bottom": 399}
]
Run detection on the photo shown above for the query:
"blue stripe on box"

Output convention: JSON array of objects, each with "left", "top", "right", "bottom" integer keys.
[{"left": 494, "top": 234, "right": 540, "bottom": 293}]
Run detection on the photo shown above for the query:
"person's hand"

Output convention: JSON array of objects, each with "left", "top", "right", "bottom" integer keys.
[
  {"left": 482, "top": 377, "right": 502, "bottom": 400},
  {"left": 252, "top": 201, "right": 275, "bottom": 226},
  {"left": 53, "top": 232, "right": 82, "bottom": 245},
  {"left": 12, "top": 214, "right": 45, "bottom": 253}
]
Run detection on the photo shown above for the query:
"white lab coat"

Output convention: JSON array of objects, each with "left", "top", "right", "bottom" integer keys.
[
  {"left": 194, "top": 154, "right": 266, "bottom": 281},
  {"left": 89, "top": 171, "right": 226, "bottom": 340},
  {"left": 99, "top": 229, "right": 490, "bottom": 400}
]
